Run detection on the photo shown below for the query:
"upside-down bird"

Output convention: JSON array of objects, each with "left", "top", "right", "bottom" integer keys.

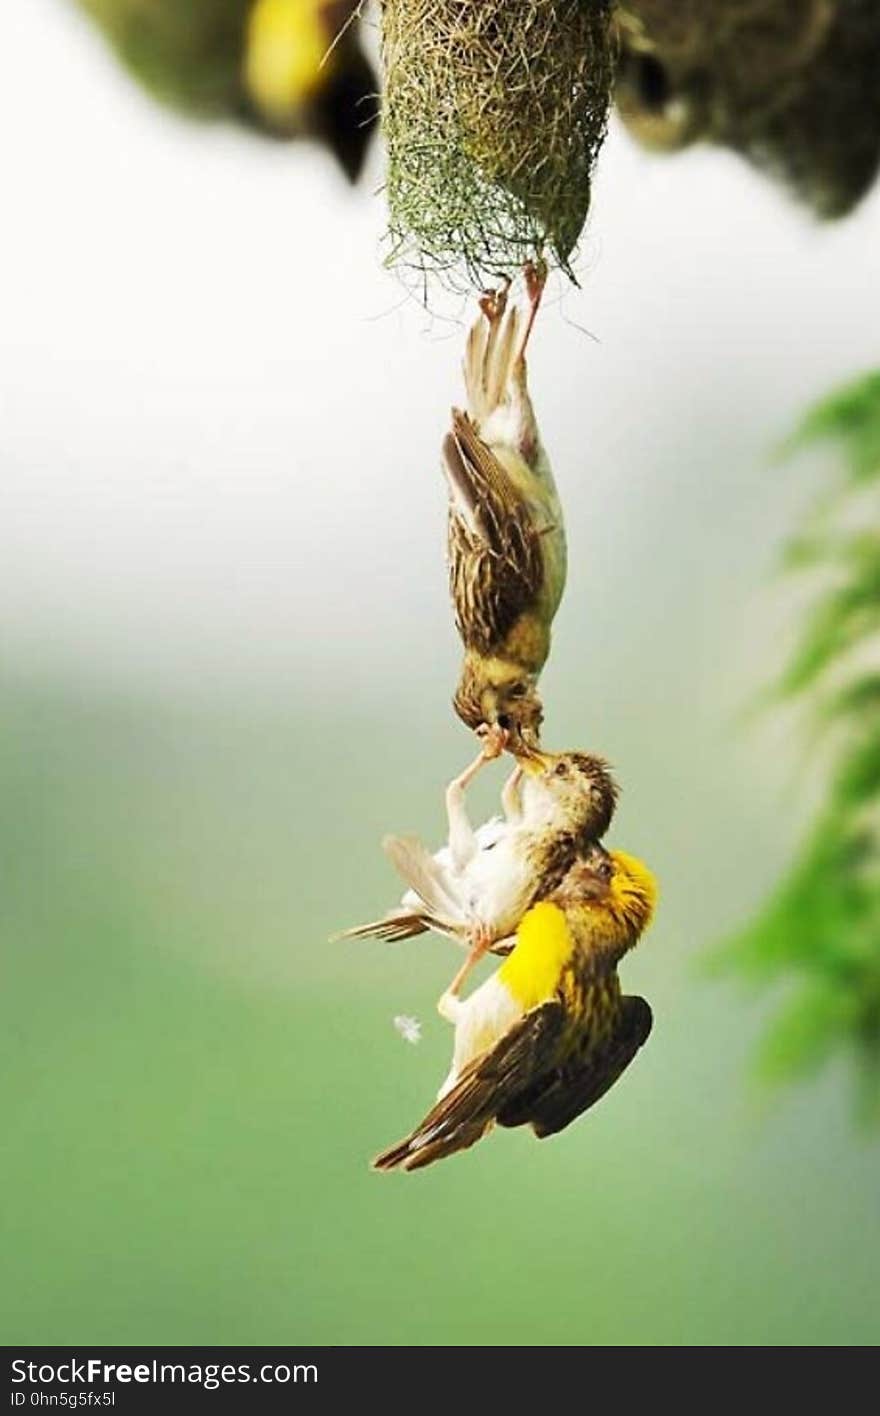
[
  {"left": 373, "top": 844, "right": 657, "bottom": 1171},
  {"left": 336, "top": 737, "right": 618, "bottom": 997},
  {"left": 444, "top": 262, "right": 567, "bottom": 748}
]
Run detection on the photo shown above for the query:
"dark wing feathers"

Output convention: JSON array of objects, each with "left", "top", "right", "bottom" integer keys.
[
  {"left": 443, "top": 409, "right": 543, "bottom": 654},
  {"left": 498, "top": 996, "right": 653, "bottom": 1138},
  {"left": 373, "top": 1002, "right": 566, "bottom": 1172}
]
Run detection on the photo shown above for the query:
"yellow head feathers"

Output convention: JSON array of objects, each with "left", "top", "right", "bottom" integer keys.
[
  {"left": 606, "top": 849, "right": 658, "bottom": 937},
  {"left": 545, "top": 845, "right": 657, "bottom": 965},
  {"left": 245, "top": 0, "right": 333, "bottom": 121}
]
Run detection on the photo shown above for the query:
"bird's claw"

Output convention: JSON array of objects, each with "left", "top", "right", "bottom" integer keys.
[
  {"left": 479, "top": 279, "right": 510, "bottom": 326},
  {"left": 467, "top": 922, "right": 493, "bottom": 962},
  {"left": 476, "top": 722, "right": 508, "bottom": 760},
  {"left": 523, "top": 258, "right": 548, "bottom": 311}
]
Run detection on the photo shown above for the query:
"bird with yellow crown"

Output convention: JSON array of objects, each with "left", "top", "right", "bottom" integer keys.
[
  {"left": 73, "top": 0, "right": 377, "bottom": 180},
  {"left": 374, "top": 844, "right": 656, "bottom": 1171}
]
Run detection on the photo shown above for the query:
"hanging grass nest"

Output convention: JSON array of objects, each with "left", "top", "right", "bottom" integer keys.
[{"left": 380, "top": 0, "right": 616, "bottom": 289}]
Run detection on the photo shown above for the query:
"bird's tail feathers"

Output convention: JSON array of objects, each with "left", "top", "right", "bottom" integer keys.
[
  {"left": 373, "top": 1120, "right": 490, "bottom": 1173},
  {"left": 372, "top": 1070, "right": 495, "bottom": 1172},
  {"left": 332, "top": 913, "right": 432, "bottom": 944}
]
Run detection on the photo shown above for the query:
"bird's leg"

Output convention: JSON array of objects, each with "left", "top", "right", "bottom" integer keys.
[
  {"left": 437, "top": 922, "right": 493, "bottom": 1018},
  {"left": 519, "top": 258, "right": 548, "bottom": 362},
  {"left": 477, "top": 279, "right": 511, "bottom": 410},
  {"left": 501, "top": 765, "right": 524, "bottom": 823},
  {"left": 510, "top": 259, "right": 547, "bottom": 463},
  {"left": 445, "top": 729, "right": 506, "bottom": 872},
  {"left": 445, "top": 750, "right": 485, "bottom": 872},
  {"left": 465, "top": 279, "right": 509, "bottom": 425}
]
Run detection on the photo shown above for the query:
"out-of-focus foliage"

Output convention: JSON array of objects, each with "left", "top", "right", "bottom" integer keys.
[
  {"left": 73, "top": 0, "right": 377, "bottom": 180},
  {"left": 615, "top": 0, "right": 880, "bottom": 219},
  {"left": 719, "top": 372, "right": 880, "bottom": 1114}
]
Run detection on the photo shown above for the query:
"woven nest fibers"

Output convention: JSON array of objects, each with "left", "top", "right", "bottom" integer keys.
[{"left": 381, "top": 0, "right": 616, "bottom": 289}]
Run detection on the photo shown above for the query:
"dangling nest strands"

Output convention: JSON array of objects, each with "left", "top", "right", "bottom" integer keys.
[{"left": 380, "top": 0, "right": 616, "bottom": 290}]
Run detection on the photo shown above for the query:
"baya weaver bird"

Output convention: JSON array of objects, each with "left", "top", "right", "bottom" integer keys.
[
  {"left": 337, "top": 735, "right": 618, "bottom": 1000},
  {"left": 75, "top": 0, "right": 377, "bottom": 181},
  {"left": 373, "top": 844, "right": 657, "bottom": 1171},
  {"left": 444, "top": 261, "right": 567, "bottom": 748},
  {"left": 244, "top": 0, "right": 376, "bottom": 178}
]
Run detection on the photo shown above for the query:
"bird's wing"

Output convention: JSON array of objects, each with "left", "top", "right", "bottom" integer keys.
[
  {"left": 373, "top": 1001, "right": 566, "bottom": 1172},
  {"left": 382, "top": 834, "right": 465, "bottom": 922},
  {"left": 443, "top": 409, "right": 544, "bottom": 654},
  {"left": 497, "top": 995, "right": 653, "bottom": 1138}
]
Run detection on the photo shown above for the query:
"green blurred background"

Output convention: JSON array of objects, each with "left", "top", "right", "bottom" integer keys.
[{"left": 2, "top": 2, "right": 879, "bottom": 1345}]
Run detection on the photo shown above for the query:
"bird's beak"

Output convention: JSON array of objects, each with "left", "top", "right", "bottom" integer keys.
[{"left": 514, "top": 746, "right": 554, "bottom": 776}]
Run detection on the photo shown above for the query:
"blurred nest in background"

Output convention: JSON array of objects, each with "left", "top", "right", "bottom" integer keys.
[
  {"left": 616, "top": 0, "right": 880, "bottom": 218},
  {"left": 616, "top": 0, "right": 832, "bottom": 80},
  {"left": 381, "top": 0, "right": 616, "bottom": 290}
]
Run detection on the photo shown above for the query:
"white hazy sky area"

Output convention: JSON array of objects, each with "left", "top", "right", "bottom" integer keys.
[{"left": 2, "top": 0, "right": 879, "bottom": 731}]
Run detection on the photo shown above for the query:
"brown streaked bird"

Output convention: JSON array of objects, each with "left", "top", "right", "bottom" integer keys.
[
  {"left": 443, "top": 261, "right": 567, "bottom": 748},
  {"left": 373, "top": 844, "right": 657, "bottom": 1172},
  {"left": 336, "top": 741, "right": 619, "bottom": 1001}
]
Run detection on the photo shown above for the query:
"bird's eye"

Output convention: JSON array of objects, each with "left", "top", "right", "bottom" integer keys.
[
  {"left": 508, "top": 683, "right": 527, "bottom": 699},
  {"left": 555, "top": 762, "right": 568, "bottom": 777},
  {"left": 635, "top": 54, "right": 670, "bottom": 113}
]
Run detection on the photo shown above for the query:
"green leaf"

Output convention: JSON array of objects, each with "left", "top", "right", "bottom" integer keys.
[
  {"left": 788, "top": 370, "right": 880, "bottom": 483},
  {"left": 756, "top": 982, "right": 858, "bottom": 1084},
  {"left": 719, "top": 370, "right": 880, "bottom": 1110}
]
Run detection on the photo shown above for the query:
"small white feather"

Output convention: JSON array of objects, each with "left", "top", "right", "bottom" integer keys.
[{"left": 393, "top": 1014, "right": 422, "bottom": 1045}]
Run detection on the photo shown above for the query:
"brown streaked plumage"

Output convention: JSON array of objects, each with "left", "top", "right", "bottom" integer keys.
[
  {"left": 496, "top": 994, "right": 653, "bottom": 1139},
  {"left": 443, "top": 264, "right": 567, "bottom": 746},
  {"left": 373, "top": 845, "right": 657, "bottom": 1171}
]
